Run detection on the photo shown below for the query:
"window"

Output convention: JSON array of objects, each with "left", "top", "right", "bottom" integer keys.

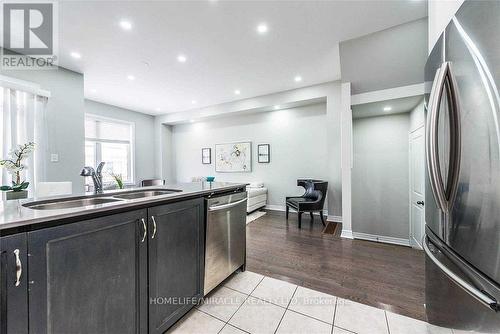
[{"left": 84, "top": 114, "right": 134, "bottom": 185}]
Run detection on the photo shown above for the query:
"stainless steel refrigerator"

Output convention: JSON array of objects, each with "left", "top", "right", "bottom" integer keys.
[{"left": 424, "top": 1, "right": 500, "bottom": 332}]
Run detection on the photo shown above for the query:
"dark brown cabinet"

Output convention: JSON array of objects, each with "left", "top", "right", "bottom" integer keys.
[
  {"left": 148, "top": 198, "right": 205, "bottom": 334},
  {"left": 0, "top": 197, "right": 206, "bottom": 334},
  {"left": 27, "top": 209, "right": 148, "bottom": 334},
  {"left": 0, "top": 233, "right": 28, "bottom": 334}
]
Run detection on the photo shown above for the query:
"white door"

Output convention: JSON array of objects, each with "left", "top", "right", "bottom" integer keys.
[{"left": 409, "top": 126, "right": 425, "bottom": 249}]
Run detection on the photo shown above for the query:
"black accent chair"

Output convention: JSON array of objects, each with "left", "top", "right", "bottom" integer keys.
[
  {"left": 286, "top": 179, "right": 328, "bottom": 228},
  {"left": 141, "top": 179, "right": 165, "bottom": 187}
]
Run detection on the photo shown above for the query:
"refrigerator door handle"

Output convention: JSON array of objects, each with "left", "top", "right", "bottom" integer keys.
[
  {"left": 426, "top": 63, "right": 448, "bottom": 212},
  {"left": 424, "top": 236, "right": 498, "bottom": 311},
  {"left": 445, "top": 62, "right": 462, "bottom": 211}
]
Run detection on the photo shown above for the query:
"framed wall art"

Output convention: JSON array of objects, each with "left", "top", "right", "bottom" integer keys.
[
  {"left": 215, "top": 142, "right": 251, "bottom": 172},
  {"left": 258, "top": 144, "right": 270, "bottom": 163}
]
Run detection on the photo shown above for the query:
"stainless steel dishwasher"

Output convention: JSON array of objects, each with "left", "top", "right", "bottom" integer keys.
[{"left": 204, "top": 190, "right": 247, "bottom": 295}]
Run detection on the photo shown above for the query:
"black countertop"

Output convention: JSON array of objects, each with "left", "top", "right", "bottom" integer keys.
[{"left": 0, "top": 182, "right": 246, "bottom": 234}]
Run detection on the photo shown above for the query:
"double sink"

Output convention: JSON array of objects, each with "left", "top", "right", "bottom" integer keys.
[{"left": 24, "top": 189, "right": 182, "bottom": 210}]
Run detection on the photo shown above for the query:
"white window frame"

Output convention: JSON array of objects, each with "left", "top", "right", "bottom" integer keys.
[{"left": 84, "top": 113, "right": 136, "bottom": 185}]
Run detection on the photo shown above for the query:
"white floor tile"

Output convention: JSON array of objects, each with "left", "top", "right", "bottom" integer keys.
[
  {"left": 334, "top": 298, "right": 389, "bottom": 334},
  {"left": 198, "top": 286, "right": 247, "bottom": 322},
  {"left": 167, "top": 309, "right": 225, "bottom": 334},
  {"left": 386, "top": 312, "right": 453, "bottom": 334},
  {"left": 288, "top": 286, "right": 336, "bottom": 324},
  {"left": 276, "top": 310, "right": 332, "bottom": 334},
  {"left": 332, "top": 327, "right": 355, "bottom": 334},
  {"left": 229, "top": 296, "right": 286, "bottom": 334},
  {"left": 251, "top": 276, "right": 297, "bottom": 307},
  {"left": 219, "top": 324, "right": 248, "bottom": 334},
  {"left": 224, "top": 271, "right": 264, "bottom": 295}
]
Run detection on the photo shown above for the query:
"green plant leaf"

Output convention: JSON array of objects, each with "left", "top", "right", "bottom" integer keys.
[{"left": 0, "top": 185, "right": 12, "bottom": 191}]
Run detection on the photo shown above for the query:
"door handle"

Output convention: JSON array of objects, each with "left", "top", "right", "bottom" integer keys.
[
  {"left": 423, "top": 236, "right": 498, "bottom": 311},
  {"left": 208, "top": 197, "right": 247, "bottom": 211},
  {"left": 426, "top": 62, "right": 448, "bottom": 213},
  {"left": 141, "top": 218, "right": 147, "bottom": 243},
  {"left": 417, "top": 201, "right": 424, "bottom": 206},
  {"left": 13, "top": 249, "right": 22, "bottom": 287},
  {"left": 151, "top": 216, "right": 157, "bottom": 239}
]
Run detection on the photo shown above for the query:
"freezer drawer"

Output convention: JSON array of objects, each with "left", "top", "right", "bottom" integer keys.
[
  {"left": 425, "top": 231, "right": 500, "bottom": 332},
  {"left": 204, "top": 191, "right": 247, "bottom": 295}
]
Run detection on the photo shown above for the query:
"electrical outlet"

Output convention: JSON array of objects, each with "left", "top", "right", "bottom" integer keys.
[{"left": 50, "top": 153, "right": 59, "bottom": 162}]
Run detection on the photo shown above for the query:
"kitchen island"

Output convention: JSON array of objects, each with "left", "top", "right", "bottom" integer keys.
[{"left": 0, "top": 182, "right": 247, "bottom": 334}]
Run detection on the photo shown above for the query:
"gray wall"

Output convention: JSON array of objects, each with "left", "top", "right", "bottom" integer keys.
[
  {"left": 171, "top": 103, "right": 330, "bottom": 212},
  {"left": 352, "top": 113, "right": 410, "bottom": 239},
  {"left": 1, "top": 65, "right": 85, "bottom": 189},
  {"left": 84, "top": 99, "right": 157, "bottom": 185},
  {"left": 340, "top": 18, "right": 428, "bottom": 94}
]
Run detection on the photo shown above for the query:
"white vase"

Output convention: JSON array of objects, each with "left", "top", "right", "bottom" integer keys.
[{"left": 2, "top": 190, "right": 28, "bottom": 201}]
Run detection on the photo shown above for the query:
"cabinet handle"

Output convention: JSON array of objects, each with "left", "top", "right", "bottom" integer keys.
[
  {"left": 141, "top": 218, "right": 147, "bottom": 243},
  {"left": 151, "top": 216, "right": 157, "bottom": 239},
  {"left": 13, "top": 249, "right": 22, "bottom": 287}
]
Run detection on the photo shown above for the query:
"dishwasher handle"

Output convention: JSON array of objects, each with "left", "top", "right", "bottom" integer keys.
[{"left": 208, "top": 197, "right": 247, "bottom": 212}]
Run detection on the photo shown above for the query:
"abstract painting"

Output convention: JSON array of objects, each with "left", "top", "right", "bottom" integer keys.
[{"left": 215, "top": 142, "right": 252, "bottom": 172}]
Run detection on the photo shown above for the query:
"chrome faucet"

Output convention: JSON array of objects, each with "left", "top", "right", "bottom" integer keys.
[{"left": 80, "top": 162, "right": 105, "bottom": 193}]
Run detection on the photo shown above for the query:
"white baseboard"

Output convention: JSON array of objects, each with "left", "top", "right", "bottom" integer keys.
[
  {"left": 340, "top": 229, "right": 353, "bottom": 239},
  {"left": 327, "top": 215, "right": 342, "bottom": 223},
  {"left": 352, "top": 232, "right": 410, "bottom": 247}
]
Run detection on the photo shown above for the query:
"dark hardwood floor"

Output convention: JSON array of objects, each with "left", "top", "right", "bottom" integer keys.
[{"left": 246, "top": 210, "right": 426, "bottom": 321}]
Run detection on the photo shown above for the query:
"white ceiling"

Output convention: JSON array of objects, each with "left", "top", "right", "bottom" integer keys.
[
  {"left": 352, "top": 95, "right": 424, "bottom": 119},
  {"left": 56, "top": 0, "right": 427, "bottom": 115}
]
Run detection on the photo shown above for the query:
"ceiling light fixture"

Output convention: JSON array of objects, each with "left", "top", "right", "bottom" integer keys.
[
  {"left": 383, "top": 106, "right": 392, "bottom": 111},
  {"left": 177, "top": 54, "right": 187, "bottom": 63},
  {"left": 257, "top": 23, "right": 268, "bottom": 34},
  {"left": 191, "top": 100, "right": 197, "bottom": 105},
  {"left": 127, "top": 75, "right": 135, "bottom": 81},
  {"left": 70, "top": 51, "right": 81, "bottom": 59},
  {"left": 273, "top": 105, "right": 280, "bottom": 110},
  {"left": 120, "top": 20, "right": 132, "bottom": 30},
  {"left": 155, "top": 108, "right": 161, "bottom": 112},
  {"left": 189, "top": 119, "right": 195, "bottom": 123},
  {"left": 294, "top": 75, "right": 302, "bottom": 82},
  {"left": 234, "top": 89, "right": 241, "bottom": 95}
]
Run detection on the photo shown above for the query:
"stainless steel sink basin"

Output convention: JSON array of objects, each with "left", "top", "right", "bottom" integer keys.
[
  {"left": 112, "top": 189, "right": 181, "bottom": 200},
  {"left": 24, "top": 197, "right": 123, "bottom": 210}
]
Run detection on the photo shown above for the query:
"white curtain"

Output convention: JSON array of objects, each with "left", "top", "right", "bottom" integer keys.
[{"left": 0, "top": 86, "right": 48, "bottom": 196}]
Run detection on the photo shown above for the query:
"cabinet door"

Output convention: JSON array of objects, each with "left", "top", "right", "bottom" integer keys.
[
  {"left": 28, "top": 210, "right": 148, "bottom": 334},
  {"left": 148, "top": 198, "right": 205, "bottom": 334},
  {"left": 0, "top": 233, "right": 28, "bottom": 334}
]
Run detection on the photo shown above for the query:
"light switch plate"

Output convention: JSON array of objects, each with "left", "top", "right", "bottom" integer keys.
[{"left": 50, "top": 153, "right": 59, "bottom": 162}]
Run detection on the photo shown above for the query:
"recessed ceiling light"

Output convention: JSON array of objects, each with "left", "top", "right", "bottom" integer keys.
[
  {"left": 234, "top": 89, "right": 241, "bottom": 95},
  {"left": 177, "top": 54, "right": 187, "bottom": 63},
  {"left": 120, "top": 20, "right": 132, "bottom": 30},
  {"left": 294, "top": 75, "right": 302, "bottom": 82},
  {"left": 191, "top": 100, "right": 197, "bottom": 105},
  {"left": 257, "top": 23, "right": 268, "bottom": 34},
  {"left": 127, "top": 75, "right": 135, "bottom": 81},
  {"left": 383, "top": 106, "right": 392, "bottom": 111},
  {"left": 70, "top": 51, "right": 81, "bottom": 59},
  {"left": 273, "top": 105, "right": 280, "bottom": 110}
]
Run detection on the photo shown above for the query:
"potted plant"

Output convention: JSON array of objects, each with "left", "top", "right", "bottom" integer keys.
[
  {"left": 0, "top": 142, "right": 35, "bottom": 200},
  {"left": 111, "top": 173, "right": 124, "bottom": 189}
]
